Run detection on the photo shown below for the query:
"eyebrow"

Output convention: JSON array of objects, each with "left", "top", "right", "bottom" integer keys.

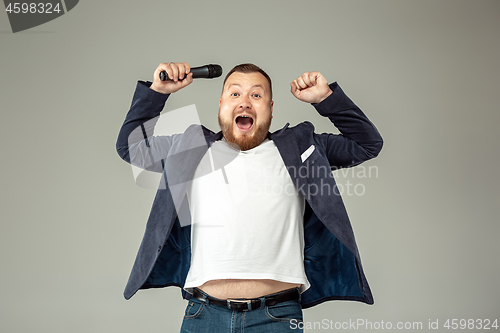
[{"left": 227, "top": 83, "right": 265, "bottom": 90}]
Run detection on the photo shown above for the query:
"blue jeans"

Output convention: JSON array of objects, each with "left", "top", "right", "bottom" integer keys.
[{"left": 180, "top": 288, "right": 304, "bottom": 332}]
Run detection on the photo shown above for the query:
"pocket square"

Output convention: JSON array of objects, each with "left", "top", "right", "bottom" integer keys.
[{"left": 301, "top": 145, "right": 315, "bottom": 163}]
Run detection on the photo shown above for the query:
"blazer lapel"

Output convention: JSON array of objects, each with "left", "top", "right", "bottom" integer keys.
[
  {"left": 270, "top": 125, "right": 309, "bottom": 196},
  {"left": 164, "top": 126, "right": 222, "bottom": 226}
]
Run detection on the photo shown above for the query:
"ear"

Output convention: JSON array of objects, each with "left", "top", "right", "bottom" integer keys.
[
  {"left": 270, "top": 100, "right": 274, "bottom": 118},
  {"left": 219, "top": 97, "right": 222, "bottom": 108}
]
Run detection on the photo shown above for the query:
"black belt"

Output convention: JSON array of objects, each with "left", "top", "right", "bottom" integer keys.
[{"left": 192, "top": 287, "right": 300, "bottom": 312}]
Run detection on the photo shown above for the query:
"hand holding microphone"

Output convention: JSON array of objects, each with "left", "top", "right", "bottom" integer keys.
[
  {"left": 150, "top": 62, "right": 222, "bottom": 95},
  {"left": 160, "top": 64, "right": 222, "bottom": 81}
]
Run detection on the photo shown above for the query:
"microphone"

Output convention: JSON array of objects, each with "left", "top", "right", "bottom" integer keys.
[{"left": 159, "top": 64, "right": 223, "bottom": 81}]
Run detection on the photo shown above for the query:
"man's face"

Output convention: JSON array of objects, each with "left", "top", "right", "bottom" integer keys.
[{"left": 218, "top": 72, "right": 273, "bottom": 151}]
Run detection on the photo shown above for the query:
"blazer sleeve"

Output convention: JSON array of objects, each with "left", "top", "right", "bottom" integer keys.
[
  {"left": 116, "top": 81, "right": 182, "bottom": 173},
  {"left": 312, "top": 82, "right": 383, "bottom": 169}
]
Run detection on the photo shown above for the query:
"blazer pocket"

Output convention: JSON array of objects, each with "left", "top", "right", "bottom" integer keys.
[{"left": 301, "top": 145, "right": 316, "bottom": 163}]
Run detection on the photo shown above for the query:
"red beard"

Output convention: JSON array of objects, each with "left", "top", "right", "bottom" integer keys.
[{"left": 218, "top": 114, "right": 272, "bottom": 151}]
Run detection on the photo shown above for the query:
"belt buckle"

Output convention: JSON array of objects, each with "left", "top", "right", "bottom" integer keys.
[{"left": 227, "top": 299, "right": 252, "bottom": 311}]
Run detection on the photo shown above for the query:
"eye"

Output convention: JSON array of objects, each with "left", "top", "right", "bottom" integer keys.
[
  {"left": 231, "top": 92, "right": 239, "bottom": 97},
  {"left": 252, "top": 93, "right": 261, "bottom": 98}
]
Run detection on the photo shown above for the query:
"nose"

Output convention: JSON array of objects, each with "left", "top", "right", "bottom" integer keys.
[{"left": 238, "top": 95, "right": 251, "bottom": 109}]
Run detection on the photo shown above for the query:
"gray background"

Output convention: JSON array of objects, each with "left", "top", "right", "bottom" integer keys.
[{"left": 1, "top": 0, "right": 499, "bottom": 332}]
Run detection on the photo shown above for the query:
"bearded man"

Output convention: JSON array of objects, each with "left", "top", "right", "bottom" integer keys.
[{"left": 116, "top": 62, "right": 383, "bottom": 332}]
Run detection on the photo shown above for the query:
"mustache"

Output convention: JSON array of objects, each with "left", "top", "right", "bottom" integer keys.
[{"left": 218, "top": 114, "right": 272, "bottom": 151}]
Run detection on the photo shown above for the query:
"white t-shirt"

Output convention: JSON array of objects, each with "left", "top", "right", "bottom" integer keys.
[{"left": 183, "top": 139, "right": 310, "bottom": 294}]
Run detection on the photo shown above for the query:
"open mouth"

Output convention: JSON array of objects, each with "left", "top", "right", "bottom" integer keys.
[{"left": 235, "top": 115, "right": 254, "bottom": 131}]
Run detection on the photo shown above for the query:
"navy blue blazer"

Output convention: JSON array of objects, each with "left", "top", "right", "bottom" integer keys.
[{"left": 116, "top": 80, "right": 383, "bottom": 308}]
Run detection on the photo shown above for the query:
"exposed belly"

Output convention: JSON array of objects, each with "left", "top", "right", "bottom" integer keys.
[{"left": 198, "top": 279, "right": 301, "bottom": 299}]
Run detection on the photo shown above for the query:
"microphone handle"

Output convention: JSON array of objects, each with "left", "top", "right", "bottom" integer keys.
[{"left": 159, "top": 65, "right": 217, "bottom": 81}]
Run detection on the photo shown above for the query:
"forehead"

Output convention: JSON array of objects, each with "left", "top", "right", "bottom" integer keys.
[{"left": 223, "top": 72, "right": 270, "bottom": 92}]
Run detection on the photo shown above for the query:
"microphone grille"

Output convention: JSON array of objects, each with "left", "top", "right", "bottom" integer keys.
[{"left": 208, "top": 64, "right": 223, "bottom": 78}]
